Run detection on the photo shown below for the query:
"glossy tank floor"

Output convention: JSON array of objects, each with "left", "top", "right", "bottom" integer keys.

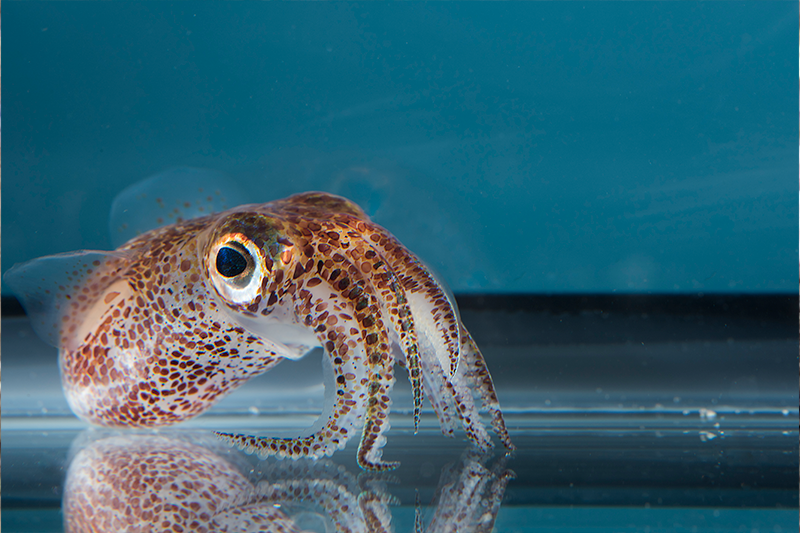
[{"left": 2, "top": 296, "right": 798, "bottom": 532}]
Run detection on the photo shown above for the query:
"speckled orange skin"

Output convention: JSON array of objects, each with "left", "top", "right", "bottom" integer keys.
[{"left": 56, "top": 192, "right": 513, "bottom": 470}]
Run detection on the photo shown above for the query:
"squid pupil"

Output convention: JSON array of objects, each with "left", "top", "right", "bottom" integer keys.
[{"left": 216, "top": 247, "right": 248, "bottom": 277}]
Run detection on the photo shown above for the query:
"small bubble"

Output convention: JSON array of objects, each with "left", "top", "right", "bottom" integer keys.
[
  {"left": 699, "top": 408, "right": 717, "bottom": 421},
  {"left": 699, "top": 431, "right": 717, "bottom": 442}
]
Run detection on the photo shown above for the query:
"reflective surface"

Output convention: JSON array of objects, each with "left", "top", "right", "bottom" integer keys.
[
  {"left": 3, "top": 425, "right": 797, "bottom": 532},
  {"left": 3, "top": 299, "right": 798, "bottom": 532},
  {"left": 54, "top": 431, "right": 512, "bottom": 532}
]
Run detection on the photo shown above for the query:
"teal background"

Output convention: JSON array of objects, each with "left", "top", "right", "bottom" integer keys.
[{"left": 4, "top": 2, "right": 797, "bottom": 294}]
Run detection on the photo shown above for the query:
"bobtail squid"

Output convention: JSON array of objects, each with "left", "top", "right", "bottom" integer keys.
[{"left": 6, "top": 168, "right": 514, "bottom": 470}]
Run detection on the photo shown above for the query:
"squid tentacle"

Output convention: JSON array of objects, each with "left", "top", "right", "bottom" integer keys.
[
  {"left": 418, "top": 347, "right": 460, "bottom": 439},
  {"left": 307, "top": 224, "right": 401, "bottom": 470},
  {"left": 215, "top": 307, "right": 396, "bottom": 469},
  {"left": 459, "top": 326, "right": 515, "bottom": 451},
  {"left": 344, "top": 217, "right": 462, "bottom": 379},
  {"left": 446, "top": 357, "right": 494, "bottom": 451},
  {"left": 336, "top": 221, "right": 425, "bottom": 433}
]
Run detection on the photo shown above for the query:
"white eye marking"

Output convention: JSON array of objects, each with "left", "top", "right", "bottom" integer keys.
[{"left": 208, "top": 234, "right": 266, "bottom": 306}]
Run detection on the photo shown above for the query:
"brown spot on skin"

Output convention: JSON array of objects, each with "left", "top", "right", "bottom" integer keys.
[
  {"left": 103, "top": 292, "right": 120, "bottom": 304},
  {"left": 180, "top": 260, "right": 192, "bottom": 272},
  {"left": 348, "top": 286, "right": 362, "bottom": 299},
  {"left": 293, "top": 263, "right": 305, "bottom": 279}
]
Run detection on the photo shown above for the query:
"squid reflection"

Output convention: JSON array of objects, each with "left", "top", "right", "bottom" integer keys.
[{"left": 64, "top": 431, "right": 515, "bottom": 533}]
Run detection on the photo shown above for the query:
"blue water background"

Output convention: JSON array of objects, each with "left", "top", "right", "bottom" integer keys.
[{"left": 4, "top": 2, "right": 797, "bottom": 294}]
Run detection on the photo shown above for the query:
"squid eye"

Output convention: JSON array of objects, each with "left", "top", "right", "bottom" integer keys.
[
  {"left": 216, "top": 247, "right": 248, "bottom": 278},
  {"left": 208, "top": 236, "right": 264, "bottom": 306}
]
